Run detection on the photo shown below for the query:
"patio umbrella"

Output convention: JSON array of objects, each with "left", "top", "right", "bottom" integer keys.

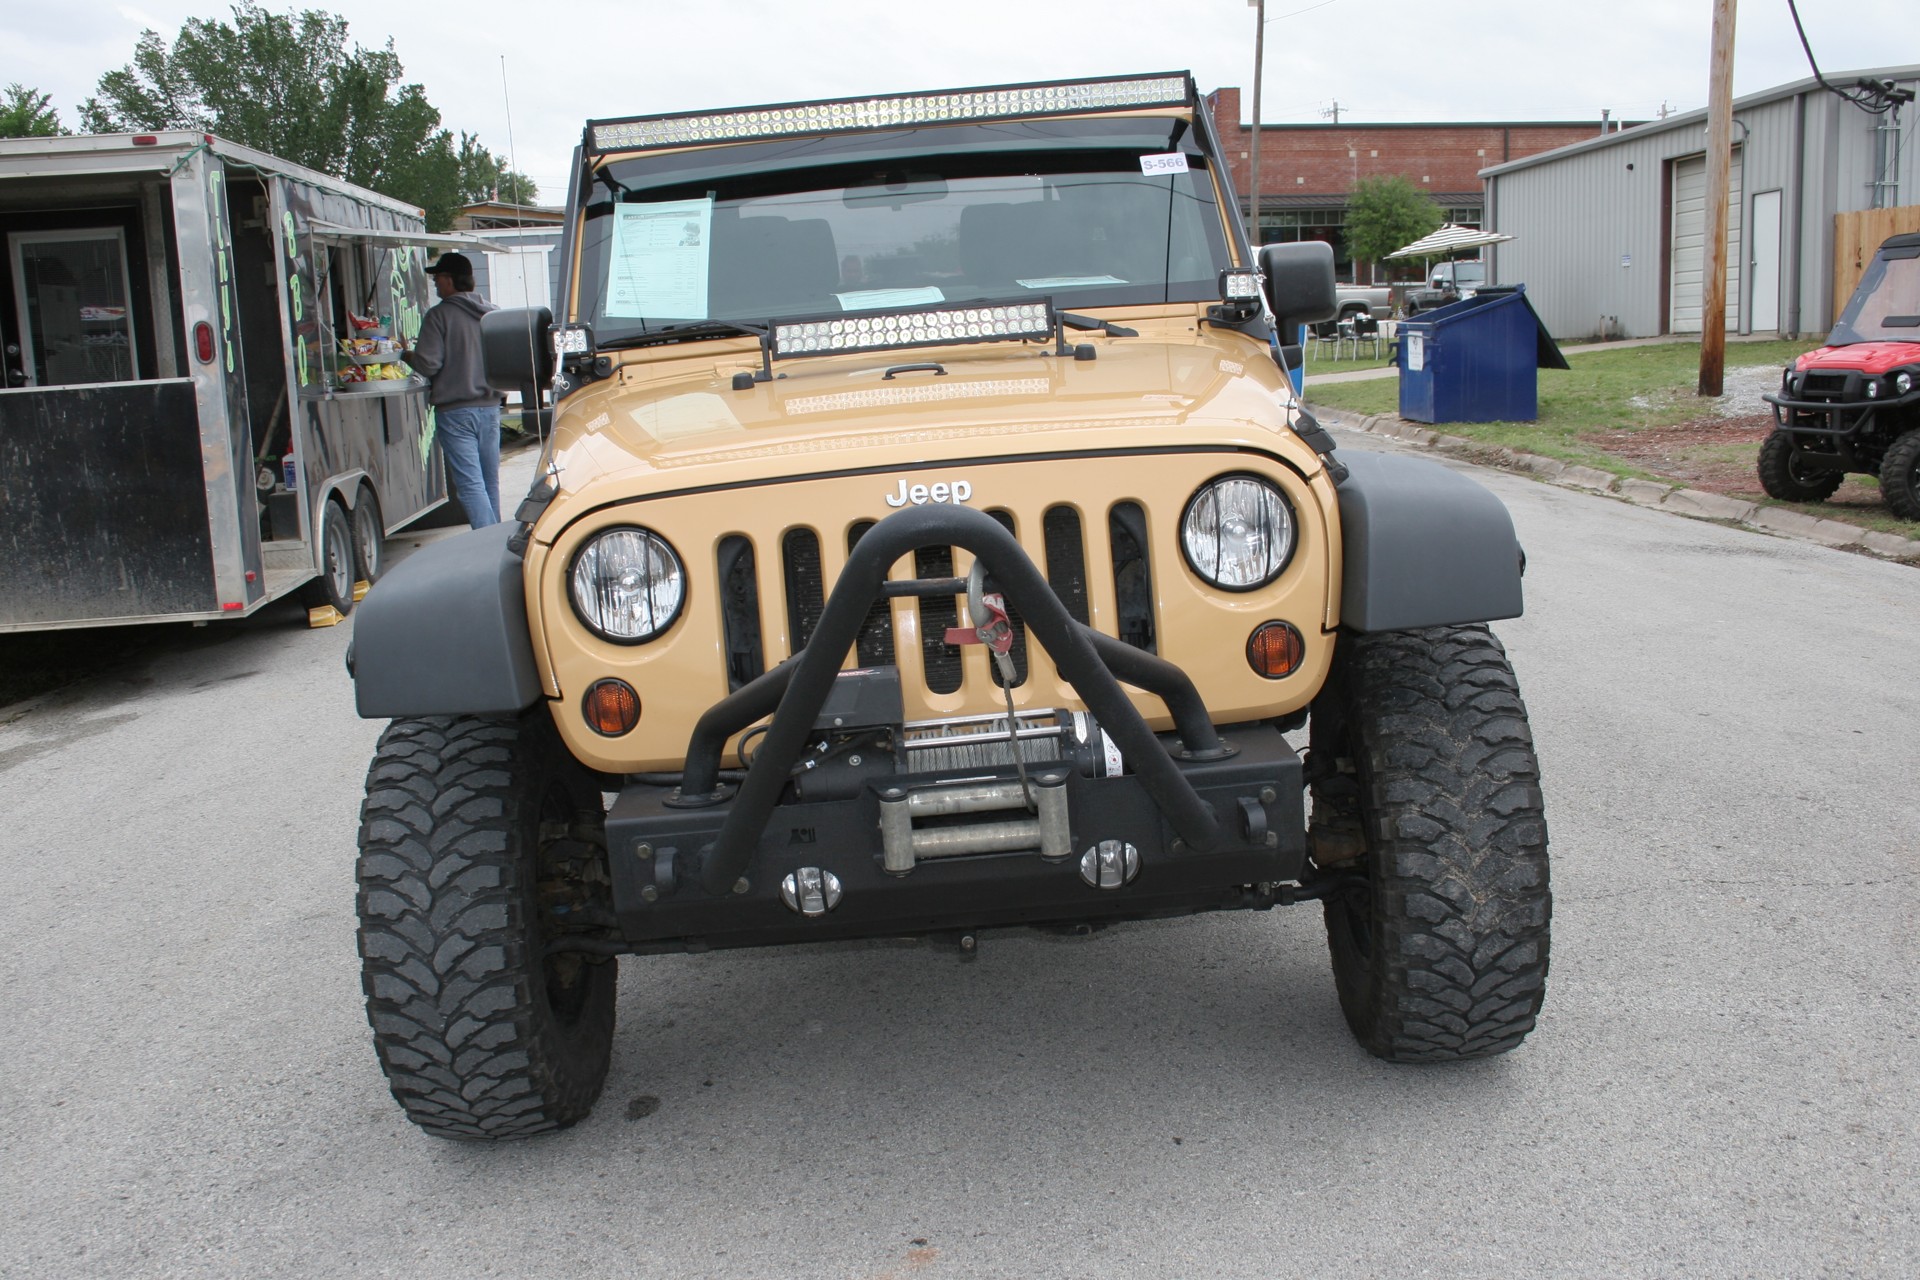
[{"left": 1386, "top": 224, "right": 1516, "bottom": 259}]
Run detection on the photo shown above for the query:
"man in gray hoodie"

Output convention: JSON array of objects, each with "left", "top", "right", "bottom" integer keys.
[{"left": 404, "top": 253, "right": 501, "bottom": 527}]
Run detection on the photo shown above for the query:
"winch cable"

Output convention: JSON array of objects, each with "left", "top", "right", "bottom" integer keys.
[{"left": 964, "top": 559, "right": 1036, "bottom": 811}]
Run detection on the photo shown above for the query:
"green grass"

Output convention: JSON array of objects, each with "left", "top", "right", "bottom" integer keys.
[{"left": 1304, "top": 339, "right": 1820, "bottom": 477}]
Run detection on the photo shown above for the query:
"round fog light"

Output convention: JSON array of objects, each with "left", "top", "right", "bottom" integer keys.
[
  {"left": 1897, "top": 371, "right": 1914, "bottom": 395},
  {"left": 1246, "top": 621, "right": 1304, "bottom": 679},
  {"left": 583, "top": 678, "right": 641, "bottom": 736}
]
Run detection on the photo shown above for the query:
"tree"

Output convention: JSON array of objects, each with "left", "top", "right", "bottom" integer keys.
[
  {"left": 1344, "top": 174, "right": 1442, "bottom": 278},
  {"left": 79, "top": 5, "right": 521, "bottom": 228},
  {"left": 0, "top": 84, "right": 68, "bottom": 137},
  {"left": 455, "top": 133, "right": 538, "bottom": 206}
]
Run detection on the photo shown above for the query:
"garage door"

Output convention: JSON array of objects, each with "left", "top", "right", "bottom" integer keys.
[{"left": 1670, "top": 151, "right": 1742, "bottom": 333}]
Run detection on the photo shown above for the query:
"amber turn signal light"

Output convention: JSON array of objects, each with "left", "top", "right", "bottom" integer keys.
[
  {"left": 1246, "top": 621, "right": 1304, "bottom": 679},
  {"left": 583, "top": 678, "right": 641, "bottom": 736}
]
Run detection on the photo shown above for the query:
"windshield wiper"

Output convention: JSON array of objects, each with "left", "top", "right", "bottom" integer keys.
[
  {"left": 1057, "top": 310, "right": 1138, "bottom": 338},
  {"left": 600, "top": 320, "right": 769, "bottom": 350}
]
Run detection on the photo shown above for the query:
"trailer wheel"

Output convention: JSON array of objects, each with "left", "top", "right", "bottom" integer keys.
[
  {"left": 301, "top": 498, "right": 357, "bottom": 617},
  {"left": 1879, "top": 428, "right": 1920, "bottom": 521},
  {"left": 356, "top": 712, "right": 617, "bottom": 1139},
  {"left": 351, "top": 487, "right": 384, "bottom": 584},
  {"left": 1309, "top": 625, "right": 1551, "bottom": 1062},
  {"left": 1757, "top": 431, "right": 1843, "bottom": 504}
]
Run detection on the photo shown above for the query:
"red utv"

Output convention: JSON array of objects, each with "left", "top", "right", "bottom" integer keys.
[{"left": 1760, "top": 231, "right": 1920, "bottom": 519}]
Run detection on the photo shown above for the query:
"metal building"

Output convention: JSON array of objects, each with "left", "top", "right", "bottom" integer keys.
[{"left": 1481, "top": 65, "right": 1918, "bottom": 342}]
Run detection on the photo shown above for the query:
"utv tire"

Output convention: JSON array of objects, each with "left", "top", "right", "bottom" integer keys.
[
  {"left": 1879, "top": 428, "right": 1920, "bottom": 521},
  {"left": 1757, "top": 430, "right": 1844, "bottom": 504},
  {"left": 356, "top": 713, "right": 617, "bottom": 1139},
  {"left": 1309, "top": 625, "right": 1550, "bottom": 1062}
]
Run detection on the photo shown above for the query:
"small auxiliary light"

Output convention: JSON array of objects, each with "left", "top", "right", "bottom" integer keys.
[
  {"left": 1246, "top": 621, "right": 1304, "bottom": 679},
  {"left": 553, "top": 325, "right": 594, "bottom": 359},
  {"left": 771, "top": 300, "right": 1052, "bottom": 360},
  {"left": 1215, "top": 268, "right": 1264, "bottom": 322},
  {"left": 583, "top": 678, "right": 642, "bottom": 736}
]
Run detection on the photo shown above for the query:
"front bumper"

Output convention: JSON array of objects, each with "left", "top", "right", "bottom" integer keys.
[
  {"left": 1764, "top": 384, "right": 1920, "bottom": 442},
  {"left": 600, "top": 503, "right": 1308, "bottom": 952}
]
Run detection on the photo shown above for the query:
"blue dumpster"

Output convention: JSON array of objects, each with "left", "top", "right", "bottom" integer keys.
[{"left": 1396, "top": 284, "right": 1568, "bottom": 423}]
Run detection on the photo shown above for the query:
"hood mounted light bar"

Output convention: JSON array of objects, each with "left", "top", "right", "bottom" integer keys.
[
  {"left": 725, "top": 298, "right": 1128, "bottom": 390},
  {"left": 588, "top": 72, "right": 1194, "bottom": 154}
]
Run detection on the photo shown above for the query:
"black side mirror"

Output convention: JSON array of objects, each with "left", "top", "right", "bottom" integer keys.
[
  {"left": 480, "top": 306, "right": 553, "bottom": 390},
  {"left": 1259, "top": 241, "right": 1337, "bottom": 336}
]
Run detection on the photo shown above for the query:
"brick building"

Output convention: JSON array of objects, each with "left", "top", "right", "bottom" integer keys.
[{"left": 1205, "top": 87, "right": 1624, "bottom": 280}]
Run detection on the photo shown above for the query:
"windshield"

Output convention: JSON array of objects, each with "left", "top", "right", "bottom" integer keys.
[
  {"left": 577, "top": 122, "right": 1231, "bottom": 344},
  {"left": 1830, "top": 249, "right": 1920, "bottom": 345}
]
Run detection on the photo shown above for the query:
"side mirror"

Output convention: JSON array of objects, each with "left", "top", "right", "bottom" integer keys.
[
  {"left": 480, "top": 306, "right": 553, "bottom": 390},
  {"left": 1259, "top": 241, "right": 1337, "bottom": 334}
]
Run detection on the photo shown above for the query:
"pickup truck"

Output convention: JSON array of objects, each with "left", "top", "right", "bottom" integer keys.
[
  {"left": 1402, "top": 259, "right": 1485, "bottom": 316},
  {"left": 1333, "top": 283, "right": 1392, "bottom": 321}
]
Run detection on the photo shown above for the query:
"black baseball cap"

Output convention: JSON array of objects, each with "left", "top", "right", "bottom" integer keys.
[{"left": 425, "top": 252, "right": 472, "bottom": 276}]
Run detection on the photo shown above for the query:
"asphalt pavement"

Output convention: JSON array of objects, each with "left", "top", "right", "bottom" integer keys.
[{"left": 1, "top": 432, "right": 1915, "bottom": 1278}]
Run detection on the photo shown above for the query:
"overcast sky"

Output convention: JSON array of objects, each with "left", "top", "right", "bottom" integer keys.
[{"left": 8, "top": 0, "right": 1912, "bottom": 202}]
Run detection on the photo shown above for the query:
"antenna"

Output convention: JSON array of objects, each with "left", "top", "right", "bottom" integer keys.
[{"left": 499, "top": 54, "right": 547, "bottom": 453}]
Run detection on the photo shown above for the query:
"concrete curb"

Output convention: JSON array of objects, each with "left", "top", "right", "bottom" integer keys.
[{"left": 1312, "top": 405, "right": 1920, "bottom": 565}]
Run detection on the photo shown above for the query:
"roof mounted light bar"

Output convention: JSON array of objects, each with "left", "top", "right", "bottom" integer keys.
[{"left": 588, "top": 72, "right": 1193, "bottom": 154}]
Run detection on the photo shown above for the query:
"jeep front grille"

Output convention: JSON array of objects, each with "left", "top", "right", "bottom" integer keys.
[{"left": 716, "top": 500, "right": 1155, "bottom": 698}]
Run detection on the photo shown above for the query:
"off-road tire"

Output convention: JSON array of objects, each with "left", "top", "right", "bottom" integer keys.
[
  {"left": 356, "top": 713, "right": 617, "bottom": 1139},
  {"left": 1879, "top": 427, "right": 1920, "bottom": 521},
  {"left": 1757, "top": 430, "right": 1844, "bottom": 504},
  {"left": 1309, "top": 625, "right": 1550, "bottom": 1062}
]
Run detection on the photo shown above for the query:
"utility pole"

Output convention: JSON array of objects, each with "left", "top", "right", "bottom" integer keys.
[
  {"left": 1248, "top": 0, "right": 1264, "bottom": 244},
  {"left": 1699, "top": 0, "right": 1737, "bottom": 397},
  {"left": 1322, "top": 100, "right": 1341, "bottom": 125}
]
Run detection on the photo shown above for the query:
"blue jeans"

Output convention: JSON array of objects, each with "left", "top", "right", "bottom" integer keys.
[{"left": 436, "top": 405, "right": 501, "bottom": 528}]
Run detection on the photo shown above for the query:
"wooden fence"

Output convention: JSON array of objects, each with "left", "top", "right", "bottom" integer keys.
[{"left": 1833, "top": 204, "right": 1920, "bottom": 323}]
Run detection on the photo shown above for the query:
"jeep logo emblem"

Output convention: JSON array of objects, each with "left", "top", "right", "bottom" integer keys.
[{"left": 884, "top": 477, "right": 973, "bottom": 508}]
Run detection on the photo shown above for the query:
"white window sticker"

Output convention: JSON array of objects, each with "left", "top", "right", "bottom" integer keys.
[
  {"left": 835, "top": 287, "right": 947, "bottom": 310},
  {"left": 1016, "top": 275, "right": 1127, "bottom": 289},
  {"left": 1407, "top": 333, "right": 1426, "bottom": 372},
  {"left": 1140, "top": 152, "right": 1190, "bottom": 176},
  {"left": 604, "top": 197, "right": 713, "bottom": 319}
]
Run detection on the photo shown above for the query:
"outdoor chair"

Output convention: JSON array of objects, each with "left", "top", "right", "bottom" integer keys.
[{"left": 1350, "top": 313, "right": 1382, "bottom": 359}]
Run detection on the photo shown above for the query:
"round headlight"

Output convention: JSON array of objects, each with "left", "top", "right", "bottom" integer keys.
[
  {"left": 1181, "top": 475, "right": 1296, "bottom": 590},
  {"left": 1896, "top": 371, "right": 1914, "bottom": 395},
  {"left": 570, "top": 526, "right": 685, "bottom": 643},
  {"left": 1865, "top": 378, "right": 1881, "bottom": 399}
]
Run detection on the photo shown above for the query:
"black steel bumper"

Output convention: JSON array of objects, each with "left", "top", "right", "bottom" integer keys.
[
  {"left": 601, "top": 503, "right": 1309, "bottom": 953},
  {"left": 1763, "top": 387, "right": 1920, "bottom": 441}
]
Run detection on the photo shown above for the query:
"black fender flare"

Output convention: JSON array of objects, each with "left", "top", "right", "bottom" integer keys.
[
  {"left": 1334, "top": 451, "right": 1524, "bottom": 632},
  {"left": 348, "top": 523, "right": 543, "bottom": 718}
]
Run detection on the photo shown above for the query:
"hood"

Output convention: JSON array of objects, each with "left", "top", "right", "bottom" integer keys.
[
  {"left": 541, "top": 328, "right": 1313, "bottom": 515},
  {"left": 1797, "top": 342, "right": 1920, "bottom": 375}
]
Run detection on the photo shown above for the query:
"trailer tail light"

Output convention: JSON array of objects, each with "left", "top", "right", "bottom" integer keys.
[
  {"left": 132, "top": 135, "right": 159, "bottom": 146},
  {"left": 193, "top": 322, "right": 215, "bottom": 364}
]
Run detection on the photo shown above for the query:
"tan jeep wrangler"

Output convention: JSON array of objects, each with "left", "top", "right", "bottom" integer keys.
[{"left": 348, "top": 73, "right": 1550, "bottom": 1140}]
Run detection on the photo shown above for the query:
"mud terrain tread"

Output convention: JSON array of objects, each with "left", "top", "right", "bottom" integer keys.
[
  {"left": 1757, "top": 430, "right": 1844, "bottom": 504},
  {"left": 356, "top": 715, "right": 614, "bottom": 1139},
  {"left": 1879, "top": 428, "right": 1920, "bottom": 521},
  {"left": 1319, "top": 625, "right": 1551, "bottom": 1062}
]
